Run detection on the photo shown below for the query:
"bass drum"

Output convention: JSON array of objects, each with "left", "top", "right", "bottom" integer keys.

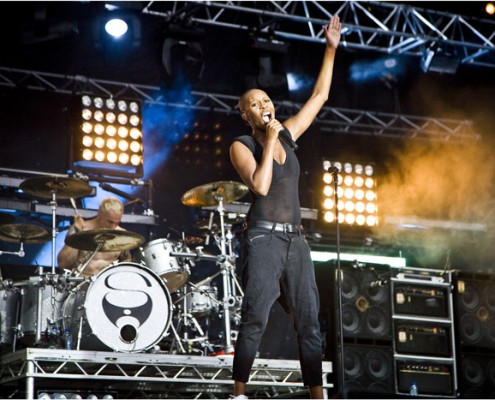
[{"left": 60, "top": 262, "right": 172, "bottom": 353}]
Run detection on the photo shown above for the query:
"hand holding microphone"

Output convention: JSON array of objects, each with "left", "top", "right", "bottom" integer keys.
[{"left": 263, "top": 113, "right": 298, "bottom": 150}]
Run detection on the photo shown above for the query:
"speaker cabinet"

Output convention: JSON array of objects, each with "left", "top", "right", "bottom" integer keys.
[
  {"left": 459, "top": 352, "right": 495, "bottom": 398},
  {"left": 315, "top": 260, "right": 394, "bottom": 397},
  {"left": 337, "top": 261, "right": 392, "bottom": 341},
  {"left": 456, "top": 272, "right": 495, "bottom": 398},
  {"left": 456, "top": 273, "right": 495, "bottom": 349},
  {"left": 343, "top": 343, "right": 395, "bottom": 397},
  {"left": 258, "top": 301, "right": 299, "bottom": 360}
]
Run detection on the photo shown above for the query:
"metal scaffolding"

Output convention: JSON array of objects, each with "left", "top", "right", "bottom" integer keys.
[
  {"left": 0, "top": 66, "right": 479, "bottom": 143},
  {"left": 142, "top": 1, "right": 495, "bottom": 69},
  {"left": 0, "top": 348, "right": 333, "bottom": 399}
]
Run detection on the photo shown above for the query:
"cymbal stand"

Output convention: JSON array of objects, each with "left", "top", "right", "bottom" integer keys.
[
  {"left": 49, "top": 189, "right": 58, "bottom": 274},
  {"left": 214, "top": 194, "right": 243, "bottom": 354}
]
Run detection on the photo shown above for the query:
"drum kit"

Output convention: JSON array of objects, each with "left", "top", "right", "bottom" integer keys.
[{"left": 1, "top": 176, "right": 248, "bottom": 356}]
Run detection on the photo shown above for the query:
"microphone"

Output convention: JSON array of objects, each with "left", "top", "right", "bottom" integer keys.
[
  {"left": 326, "top": 166, "right": 340, "bottom": 174},
  {"left": 278, "top": 128, "right": 298, "bottom": 150},
  {"left": 370, "top": 280, "right": 386, "bottom": 288}
]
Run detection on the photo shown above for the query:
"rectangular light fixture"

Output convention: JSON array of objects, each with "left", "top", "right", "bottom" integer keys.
[
  {"left": 321, "top": 159, "right": 379, "bottom": 227},
  {"left": 70, "top": 94, "right": 144, "bottom": 178}
]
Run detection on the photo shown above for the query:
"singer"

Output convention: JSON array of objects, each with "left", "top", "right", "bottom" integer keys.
[{"left": 229, "top": 15, "right": 341, "bottom": 400}]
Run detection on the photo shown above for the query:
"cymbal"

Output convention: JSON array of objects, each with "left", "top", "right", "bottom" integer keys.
[
  {"left": 181, "top": 181, "right": 248, "bottom": 207},
  {"left": 0, "top": 212, "right": 15, "bottom": 225},
  {"left": 20, "top": 176, "right": 93, "bottom": 199},
  {"left": 0, "top": 223, "right": 51, "bottom": 244},
  {"left": 65, "top": 229, "right": 145, "bottom": 252}
]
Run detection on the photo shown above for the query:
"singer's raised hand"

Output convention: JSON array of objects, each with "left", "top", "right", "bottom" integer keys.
[{"left": 323, "top": 15, "right": 341, "bottom": 50}]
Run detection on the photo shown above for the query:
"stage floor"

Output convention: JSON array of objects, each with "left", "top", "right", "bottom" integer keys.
[{"left": 0, "top": 348, "right": 333, "bottom": 399}]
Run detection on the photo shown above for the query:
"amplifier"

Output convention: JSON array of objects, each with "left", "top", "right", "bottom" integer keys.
[
  {"left": 393, "top": 284, "right": 449, "bottom": 318},
  {"left": 394, "top": 321, "right": 452, "bottom": 357},
  {"left": 396, "top": 361, "right": 454, "bottom": 395}
]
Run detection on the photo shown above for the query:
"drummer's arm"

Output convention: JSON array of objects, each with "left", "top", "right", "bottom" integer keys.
[
  {"left": 119, "top": 249, "right": 132, "bottom": 262},
  {"left": 57, "top": 225, "right": 81, "bottom": 269}
]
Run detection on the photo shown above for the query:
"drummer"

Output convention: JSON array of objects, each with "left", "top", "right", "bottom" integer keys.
[{"left": 57, "top": 197, "right": 132, "bottom": 277}]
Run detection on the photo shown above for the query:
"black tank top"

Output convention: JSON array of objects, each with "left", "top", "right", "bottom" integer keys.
[{"left": 233, "top": 128, "right": 301, "bottom": 225}]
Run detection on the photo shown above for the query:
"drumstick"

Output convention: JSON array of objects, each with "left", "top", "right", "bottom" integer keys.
[{"left": 70, "top": 198, "right": 78, "bottom": 215}]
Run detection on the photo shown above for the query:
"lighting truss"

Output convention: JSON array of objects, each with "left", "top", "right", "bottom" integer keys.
[
  {"left": 142, "top": 1, "right": 495, "bottom": 69},
  {"left": 0, "top": 67, "right": 479, "bottom": 143}
]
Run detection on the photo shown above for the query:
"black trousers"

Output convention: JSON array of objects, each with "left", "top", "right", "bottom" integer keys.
[{"left": 232, "top": 227, "right": 323, "bottom": 387}]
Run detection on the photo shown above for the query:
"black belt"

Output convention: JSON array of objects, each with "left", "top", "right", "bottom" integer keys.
[{"left": 247, "top": 220, "right": 303, "bottom": 234}]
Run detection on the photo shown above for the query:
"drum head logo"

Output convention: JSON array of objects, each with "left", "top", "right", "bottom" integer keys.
[{"left": 86, "top": 264, "right": 170, "bottom": 352}]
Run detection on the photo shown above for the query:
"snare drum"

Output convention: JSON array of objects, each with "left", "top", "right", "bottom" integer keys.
[
  {"left": 141, "top": 239, "right": 189, "bottom": 292},
  {"left": 60, "top": 262, "right": 172, "bottom": 352}
]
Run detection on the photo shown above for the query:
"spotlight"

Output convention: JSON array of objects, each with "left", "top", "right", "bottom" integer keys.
[
  {"left": 104, "top": 18, "right": 128, "bottom": 38},
  {"left": 421, "top": 43, "right": 460, "bottom": 74},
  {"left": 93, "top": 10, "right": 141, "bottom": 51},
  {"left": 70, "top": 94, "right": 144, "bottom": 178},
  {"left": 486, "top": 2, "right": 495, "bottom": 15},
  {"left": 162, "top": 21, "right": 205, "bottom": 81},
  {"left": 245, "top": 36, "right": 289, "bottom": 99}
]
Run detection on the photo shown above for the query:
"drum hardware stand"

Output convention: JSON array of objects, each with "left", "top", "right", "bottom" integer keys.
[
  {"left": 0, "top": 241, "right": 25, "bottom": 257},
  {"left": 167, "top": 284, "right": 215, "bottom": 356},
  {"left": 196, "top": 202, "right": 245, "bottom": 353},
  {"left": 215, "top": 194, "right": 242, "bottom": 354},
  {"left": 76, "top": 316, "right": 84, "bottom": 350},
  {"left": 48, "top": 189, "right": 60, "bottom": 274}
]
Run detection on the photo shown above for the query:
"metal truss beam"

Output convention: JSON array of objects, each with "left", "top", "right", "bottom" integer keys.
[
  {"left": 0, "top": 66, "right": 479, "bottom": 143},
  {"left": 0, "top": 348, "right": 333, "bottom": 399},
  {"left": 141, "top": 1, "right": 495, "bottom": 69}
]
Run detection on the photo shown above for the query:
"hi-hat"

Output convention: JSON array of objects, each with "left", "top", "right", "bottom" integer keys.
[
  {"left": 181, "top": 181, "right": 248, "bottom": 207},
  {"left": 0, "top": 223, "right": 51, "bottom": 244},
  {"left": 20, "top": 176, "right": 93, "bottom": 199},
  {"left": 65, "top": 229, "right": 145, "bottom": 252}
]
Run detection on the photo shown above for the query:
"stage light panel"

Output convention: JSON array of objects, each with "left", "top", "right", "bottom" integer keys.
[
  {"left": 71, "top": 95, "right": 143, "bottom": 178},
  {"left": 322, "top": 159, "right": 379, "bottom": 227}
]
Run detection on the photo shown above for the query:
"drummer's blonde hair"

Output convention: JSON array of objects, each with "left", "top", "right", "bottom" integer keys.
[{"left": 99, "top": 197, "right": 124, "bottom": 214}]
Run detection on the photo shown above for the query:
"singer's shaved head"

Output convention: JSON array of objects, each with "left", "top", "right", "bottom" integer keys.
[{"left": 238, "top": 88, "right": 270, "bottom": 113}]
